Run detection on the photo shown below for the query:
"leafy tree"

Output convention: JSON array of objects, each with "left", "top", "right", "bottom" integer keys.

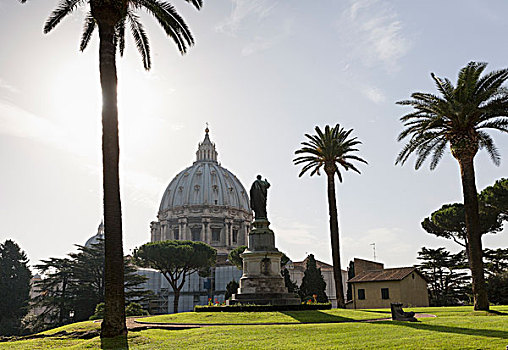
[
  {"left": 90, "top": 302, "right": 148, "bottom": 320},
  {"left": 134, "top": 240, "right": 216, "bottom": 313},
  {"left": 480, "top": 178, "right": 508, "bottom": 219},
  {"left": 417, "top": 247, "right": 469, "bottom": 306},
  {"left": 228, "top": 245, "right": 247, "bottom": 270},
  {"left": 125, "top": 302, "right": 149, "bottom": 317},
  {"left": 281, "top": 268, "right": 299, "bottom": 294},
  {"left": 421, "top": 203, "right": 503, "bottom": 249},
  {"left": 299, "top": 254, "right": 328, "bottom": 303},
  {"left": 294, "top": 124, "right": 367, "bottom": 308},
  {"left": 0, "top": 240, "right": 32, "bottom": 336},
  {"left": 396, "top": 62, "right": 508, "bottom": 310},
  {"left": 32, "top": 257, "right": 74, "bottom": 329},
  {"left": 483, "top": 248, "right": 508, "bottom": 277},
  {"left": 228, "top": 245, "right": 290, "bottom": 270},
  {"left": 487, "top": 271, "right": 508, "bottom": 305},
  {"left": 224, "top": 280, "right": 239, "bottom": 301},
  {"left": 32, "top": 241, "right": 149, "bottom": 331},
  {"left": 19, "top": 0, "right": 206, "bottom": 338}
]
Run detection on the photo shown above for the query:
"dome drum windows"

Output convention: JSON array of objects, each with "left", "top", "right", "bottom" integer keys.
[
  {"left": 211, "top": 226, "right": 222, "bottom": 243},
  {"left": 191, "top": 226, "right": 202, "bottom": 241},
  {"left": 232, "top": 228, "right": 239, "bottom": 244}
]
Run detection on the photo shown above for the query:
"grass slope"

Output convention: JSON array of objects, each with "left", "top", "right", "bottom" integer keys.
[
  {"left": 140, "top": 308, "right": 391, "bottom": 324},
  {"left": 1, "top": 306, "right": 506, "bottom": 349}
]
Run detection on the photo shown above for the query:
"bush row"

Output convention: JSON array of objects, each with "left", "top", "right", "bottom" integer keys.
[{"left": 194, "top": 303, "right": 332, "bottom": 312}]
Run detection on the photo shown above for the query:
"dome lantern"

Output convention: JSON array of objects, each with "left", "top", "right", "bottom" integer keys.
[{"left": 196, "top": 127, "right": 218, "bottom": 163}]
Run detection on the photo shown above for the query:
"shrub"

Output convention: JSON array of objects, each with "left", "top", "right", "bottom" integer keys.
[{"left": 194, "top": 303, "right": 331, "bottom": 312}]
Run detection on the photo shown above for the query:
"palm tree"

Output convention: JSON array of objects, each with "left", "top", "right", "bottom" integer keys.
[
  {"left": 396, "top": 61, "right": 508, "bottom": 311},
  {"left": 19, "top": 0, "right": 204, "bottom": 337},
  {"left": 294, "top": 124, "right": 367, "bottom": 308}
]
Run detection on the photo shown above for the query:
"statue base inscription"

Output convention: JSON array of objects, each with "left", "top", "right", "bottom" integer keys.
[{"left": 229, "top": 219, "right": 300, "bottom": 306}]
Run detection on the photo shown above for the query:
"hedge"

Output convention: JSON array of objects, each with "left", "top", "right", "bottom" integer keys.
[{"left": 194, "top": 303, "right": 332, "bottom": 312}]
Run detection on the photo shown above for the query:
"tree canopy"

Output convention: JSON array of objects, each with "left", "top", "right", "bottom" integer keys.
[
  {"left": 480, "top": 178, "right": 508, "bottom": 219},
  {"left": 228, "top": 245, "right": 247, "bottom": 270},
  {"left": 421, "top": 202, "right": 503, "bottom": 248},
  {"left": 31, "top": 240, "right": 149, "bottom": 332},
  {"left": 417, "top": 247, "right": 469, "bottom": 306},
  {"left": 0, "top": 240, "right": 32, "bottom": 336},
  {"left": 133, "top": 240, "right": 216, "bottom": 313}
]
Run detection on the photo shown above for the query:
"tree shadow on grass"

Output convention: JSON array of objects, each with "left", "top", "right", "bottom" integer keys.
[
  {"left": 101, "top": 334, "right": 129, "bottom": 349},
  {"left": 378, "top": 320, "right": 508, "bottom": 340},
  {"left": 356, "top": 310, "right": 392, "bottom": 314},
  {"left": 281, "top": 310, "right": 355, "bottom": 323},
  {"left": 488, "top": 310, "right": 508, "bottom": 316}
]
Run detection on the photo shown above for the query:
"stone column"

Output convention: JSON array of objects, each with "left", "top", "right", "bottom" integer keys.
[
  {"left": 202, "top": 218, "right": 211, "bottom": 244},
  {"left": 161, "top": 224, "right": 166, "bottom": 241}
]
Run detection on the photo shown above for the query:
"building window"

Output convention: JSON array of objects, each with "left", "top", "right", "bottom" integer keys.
[
  {"left": 212, "top": 228, "right": 221, "bottom": 242},
  {"left": 358, "top": 289, "right": 365, "bottom": 300},
  {"left": 191, "top": 228, "right": 201, "bottom": 241},
  {"left": 232, "top": 229, "right": 238, "bottom": 244},
  {"left": 381, "top": 288, "right": 390, "bottom": 300},
  {"left": 174, "top": 230, "right": 179, "bottom": 240}
]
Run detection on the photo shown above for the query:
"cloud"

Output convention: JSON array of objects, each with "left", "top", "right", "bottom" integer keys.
[
  {"left": 0, "top": 78, "right": 19, "bottom": 94},
  {"left": 216, "top": 0, "right": 278, "bottom": 36},
  {"left": 0, "top": 100, "right": 64, "bottom": 144},
  {"left": 361, "top": 86, "right": 386, "bottom": 104},
  {"left": 337, "top": 0, "right": 411, "bottom": 71},
  {"left": 241, "top": 19, "right": 293, "bottom": 56}
]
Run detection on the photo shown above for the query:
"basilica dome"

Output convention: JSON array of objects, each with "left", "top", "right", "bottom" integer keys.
[
  {"left": 150, "top": 129, "right": 252, "bottom": 255},
  {"left": 158, "top": 132, "right": 250, "bottom": 212}
]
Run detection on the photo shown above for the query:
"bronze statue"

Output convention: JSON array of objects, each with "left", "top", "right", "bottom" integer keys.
[{"left": 250, "top": 175, "right": 270, "bottom": 219}]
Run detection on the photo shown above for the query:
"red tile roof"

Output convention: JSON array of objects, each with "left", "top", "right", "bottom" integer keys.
[{"left": 348, "top": 267, "right": 421, "bottom": 283}]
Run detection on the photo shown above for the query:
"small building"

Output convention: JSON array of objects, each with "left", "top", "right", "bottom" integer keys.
[{"left": 347, "top": 258, "right": 429, "bottom": 309}]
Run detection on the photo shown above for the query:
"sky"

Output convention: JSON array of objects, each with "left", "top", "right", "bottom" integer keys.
[{"left": 0, "top": 0, "right": 506, "bottom": 270}]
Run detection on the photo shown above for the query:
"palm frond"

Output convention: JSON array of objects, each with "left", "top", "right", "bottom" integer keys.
[
  {"left": 478, "top": 131, "right": 501, "bottom": 166},
  {"left": 44, "top": 0, "right": 83, "bottom": 34},
  {"left": 116, "top": 18, "right": 126, "bottom": 56},
  {"left": 182, "top": 0, "right": 203, "bottom": 10},
  {"left": 294, "top": 124, "right": 366, "bottom": 182},
  {"left": 132, "top": 0, "right": 194, "bottom": 54},
  {"left": 79, "top": 12, "right": 95, "bottom": 52},
  {"left": 396, "top": 61, "right": 508, "bottom": 170},
  {"left": 127, "top": 11, "right": 151, "bottom": 70}
]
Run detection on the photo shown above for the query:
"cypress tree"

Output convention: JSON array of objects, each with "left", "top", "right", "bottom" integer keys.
[
  {"left": 0, "top": 240, "right": 32, "bottom": 335},
  {"left": 299, "top": 254, "right": 328, "bottom": 303}
]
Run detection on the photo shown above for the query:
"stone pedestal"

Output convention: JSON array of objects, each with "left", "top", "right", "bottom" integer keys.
[{"left": 230, "top": 219, "right": 300, "bottom": 305}]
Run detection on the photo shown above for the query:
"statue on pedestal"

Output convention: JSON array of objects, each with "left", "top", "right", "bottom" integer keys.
[
  {"left": 250, "top": 175, "right": 270, "bottom": 219},
  {"left": 229, "top": 174, "right": 300, "bottom": 306}
]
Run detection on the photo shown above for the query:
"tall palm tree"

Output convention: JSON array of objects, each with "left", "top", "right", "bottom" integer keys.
[
  {"left": 19, "top": 0, "right": 204, "bottom": 337},
  {"left": 396, "top": 61, "right": 508, "bottom": 311},
  {"left": 294, "top": 124, "right": 367, "bottom": 308}
]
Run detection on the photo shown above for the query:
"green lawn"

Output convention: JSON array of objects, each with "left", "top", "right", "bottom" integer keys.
[
  {"left": 139, "top": 308, "right": 391, "bottom": 324},
  {"left": 1, "top": 306, "right": 506, "bottom": 349}
]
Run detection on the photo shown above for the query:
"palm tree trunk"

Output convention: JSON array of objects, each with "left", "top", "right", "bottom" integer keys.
[
  {"left": 458, "top": 156, "right": 489, "bottom": 311},
  {"left": 326, "top": 172, "right": 346, "bottom": 308},
  {"left": 98, "top": 21, "right": 127, "bottom": 337}
]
